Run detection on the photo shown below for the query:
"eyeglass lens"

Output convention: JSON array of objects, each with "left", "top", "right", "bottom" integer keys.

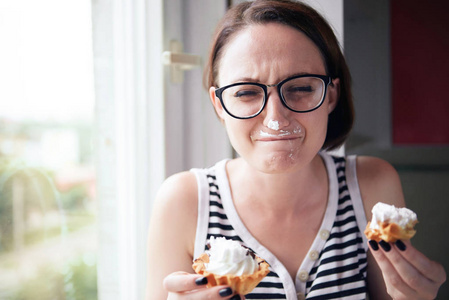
[{"left": 220, "top": 77, "right": 325, "bottom": 118}]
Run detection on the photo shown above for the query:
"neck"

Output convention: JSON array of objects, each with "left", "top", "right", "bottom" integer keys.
[{"left": 227, "top": 154, "right": 328, "bottom": 213}]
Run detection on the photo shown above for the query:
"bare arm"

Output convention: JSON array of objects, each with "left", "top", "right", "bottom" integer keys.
[
  {"left": 357, "top": 156, "right": 446, "bottom": 300},
  {"left": 146, "top": 171, "right": 240, "bottom": 300},
  {"left": 146, "top": 171, "right": 199, "bottom": 299}
]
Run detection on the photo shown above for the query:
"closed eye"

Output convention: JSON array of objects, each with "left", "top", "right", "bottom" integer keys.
[
  {"left": 286, "top": 85, "right": 314, "bottom": 93},
  {"left": 234, "top": 90, "right": 259, "bottom": 97}
]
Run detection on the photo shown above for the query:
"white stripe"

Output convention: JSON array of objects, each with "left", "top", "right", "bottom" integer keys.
[{"left": 192, "top": 168, "right": 212, "bottom": 259}]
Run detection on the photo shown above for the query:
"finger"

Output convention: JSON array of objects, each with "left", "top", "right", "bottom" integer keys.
[
  {"left": 163, "top": 272, "right": 207, "bottom": 293},
  {"left": 174, "top": 286, "right": 238, "bottom": 300},
  {"left": 379, "top": 241, "right": 435, "bottom": 298},
  {"left": 395, "top": 240, "right": 447, "bottom": 285},
  {"left": 164, "top": 272, "right": 242, "bottom": 299},
  {"left": 166, "top": 287, "right": 238, "bottom": 300},
  {"left": 368, "top": 241, "right": 416, "bottom": 297}
]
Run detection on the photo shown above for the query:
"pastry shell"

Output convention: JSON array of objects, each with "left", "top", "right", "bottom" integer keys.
[
  {"left": 364, "top": 220, "right": 417, "bottom": 243},
  {"left": 192, "top": 253, "right": 270, "bottom": 295}
]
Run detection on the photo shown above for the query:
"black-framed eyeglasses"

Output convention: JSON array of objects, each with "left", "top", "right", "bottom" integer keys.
[{"left": 214, "top": 74, "right": 332, "bottom": 119}]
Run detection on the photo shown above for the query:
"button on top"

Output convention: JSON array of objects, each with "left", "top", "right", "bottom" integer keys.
[
  {"left": 296, "top": 292, "right": 305, "bottom": 300},
  {"left": 319, "top": 229, "right": 330, "bottom": 240},
  {"left": 297, "top": 270, "right": 309, "bottom": 282},
  {"left": 309, "top": 250, "right": 319, "bottom": 261}
]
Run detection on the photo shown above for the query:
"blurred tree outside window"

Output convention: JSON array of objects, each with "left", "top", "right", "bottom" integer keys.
[{"left": 0, "top": 0, "right": 97, "bottom": 299}]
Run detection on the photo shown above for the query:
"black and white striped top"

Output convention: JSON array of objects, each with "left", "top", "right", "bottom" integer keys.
[{"left": 192, "top": 152, "right": 369, "bottom": 300}]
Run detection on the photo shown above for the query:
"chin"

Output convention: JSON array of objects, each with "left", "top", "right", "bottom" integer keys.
[{"left": 257, "top": 151, "right": 302, "bottom": 174}]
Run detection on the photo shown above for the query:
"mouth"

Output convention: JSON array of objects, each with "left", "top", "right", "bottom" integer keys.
[{"left": 251, "top": 128, "right": 302, "bottom": 142}]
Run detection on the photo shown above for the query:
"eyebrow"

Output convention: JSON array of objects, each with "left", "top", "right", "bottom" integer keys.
[{"left": 231, "top": 72, "right": 311, "bottom": 85}]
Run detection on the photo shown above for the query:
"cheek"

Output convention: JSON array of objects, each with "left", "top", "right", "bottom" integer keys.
[
  {"left": 302, "top": 111, "right": 329, "bottom": 141},
  {"left": 223, "top": 119, "right": 253, "bottom": 148}
]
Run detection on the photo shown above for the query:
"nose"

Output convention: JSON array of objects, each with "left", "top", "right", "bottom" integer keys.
[{"left": 261, "top": 87, "right": 290, "bottom": 129}]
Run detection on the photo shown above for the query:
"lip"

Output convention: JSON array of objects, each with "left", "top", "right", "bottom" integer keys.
[{"left": 251, "top": 129, "right": 303, "bottom": 142}]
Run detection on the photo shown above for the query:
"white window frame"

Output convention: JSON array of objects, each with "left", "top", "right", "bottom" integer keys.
[
  {"left": 93, "top": 0, "right": 164, "bottom": 299},
  {"left": 93, "top": 0, "right": 230, "bottom": 299}
]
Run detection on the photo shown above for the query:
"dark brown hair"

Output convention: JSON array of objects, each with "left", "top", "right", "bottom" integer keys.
[{"left": 204, "top": 0, "right": 354, "bottom": 150}]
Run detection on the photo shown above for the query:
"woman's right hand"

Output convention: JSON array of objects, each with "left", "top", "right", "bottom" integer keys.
[{"left": 163, "top": 272, "right": 243, "bottom": 300}]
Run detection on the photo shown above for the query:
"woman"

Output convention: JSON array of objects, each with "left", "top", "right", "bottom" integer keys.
[{"left": 146, "top": 1, "right": 446, "bottom": 299}]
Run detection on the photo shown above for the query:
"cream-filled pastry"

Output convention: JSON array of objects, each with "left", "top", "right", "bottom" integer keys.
[
  {"left": 192, "top": 237, "right": 270, "bottom": 295},
  {"left": 365, "top": 202, "right": 418, "bottom": 243}
]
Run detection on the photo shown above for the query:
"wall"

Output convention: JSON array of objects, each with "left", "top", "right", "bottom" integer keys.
[
  {"left": 391, "top": 0, "right": 449, "bottom": 145},
  {"left": 344, "top": 1, "right": 449, "bottom": 298}
]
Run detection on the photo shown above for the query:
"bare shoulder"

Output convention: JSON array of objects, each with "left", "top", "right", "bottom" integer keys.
[
  {"left": 355, "top": 156, "right": 406, "bottom": 217},
  {"left": 149, "top": 171, "right": 198, "bottom": 251},
  {"left": 146, "top": 171, "right": 199, "bottom": 298},
  {"left": 155, "top": 171, "right": 198, "bottom": 210}
]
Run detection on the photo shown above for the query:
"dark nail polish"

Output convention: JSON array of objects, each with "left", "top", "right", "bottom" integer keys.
[
  {"left": 379, "top": 240, "right": 391, "bottom": 252},
  {"left": 195, "top": 277, "right": 208, "bottom": 285},
  {"left": 395, "top": 240, "right": 406, "bottom": 251},
  {"left": 219, "top": 287, "right": 233, "bottom": 297},
  {"left": 369, "top": 240, "right": 379, "bottom": 251},
  {"left": 230, "top": 295, "right": 241, "bottom": 300}
]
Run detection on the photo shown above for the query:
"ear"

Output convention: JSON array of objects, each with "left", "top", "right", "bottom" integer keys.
[
  {"left": 326, "top": 78, "right": 340, "bottom": 114},
  {"left": 209, "top": 87, "right": 226, "bottom": 122}
]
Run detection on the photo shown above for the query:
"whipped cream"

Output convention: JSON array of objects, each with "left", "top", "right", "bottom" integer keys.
[
  {"left": 267, "top": 119, "right": 280, "bottom": 131},
  {"left": 205, "top": 237, "right": 259, "bottom": 276},
  {"left": 369, "top": 202, "right": 417, "bottom": 230},
  {"left": 258, "top": 128, "right": 301, "bottom": 138}
]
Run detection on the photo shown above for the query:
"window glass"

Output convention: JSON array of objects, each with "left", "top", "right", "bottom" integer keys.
[{"left": 0, "top": 0, "right": 97, "bottom": 299}]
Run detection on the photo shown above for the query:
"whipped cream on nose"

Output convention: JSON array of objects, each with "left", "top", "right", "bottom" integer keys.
[{"left": 267, "top": 119, "right": 280, "bottom": 131}]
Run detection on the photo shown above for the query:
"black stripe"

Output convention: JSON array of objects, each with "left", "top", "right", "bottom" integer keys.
[
  {"left": 333, "top": 215, "right": 356, "bottom": 227},
  {"left": 336, "top": 203, "right": 354, "bottom": 216},
  {"left": 338, "top": 185, "right": 348, "bottom": 195},
  {"left": 313, "top": 262, "right": 364, "bottom": 280},
  {"left": 328, "top": 225, "right": 359, "bottom": 239},
  {"left": 336, "top": 166, "right": 345, "bottom": 174},
  {"left": 336, "top": 174, "right": 345, "bottom": 182},
  {"left": 322, "top": 237, "right": 364, "bottom": 253},
  {"left": 207, "top": 174, "right": 216, "bottom": 180},
  {"left": 209, "top": 211, "right": 228, "bottom": 219},
  {"left": 256, "top": 281, "right": 284, "bottom": 289},
  {"left": 209, "top": 181, "right": 219, "bottom": 189},
  {"left": 360, "top": 264, "right": 367, "bottom": 274},
  {"left": 266, "top": 271, "right": 280, "bottom": 277},
  {"left": 310, "top": 261, "right": 367, "bottom": 280},
  {"left": 210, "top": 200, "right": 223, "bottom": 209},
  {"left": 307, "top": 273, "right": 362, "bottom": 291},
  {"left": 332, "top": 156, "right": 345, "bottom": 163},
  {"left": 210, "top": 191, "right": 221, "bottom": 199},
  {"left": 310, "top": 252, "right": 367, "bottom": 277},
  {"left": 306, "top": 286, "right": 366, "bottom": 300},
  {"left": 338, "top": 194, "right": 351, "bottom": 205},
  {"left": 209, "top": 222, "right": 234, "bottom": 231},
  {"left": 245, "top": 293, "right": 287, "bottom": 299},
  {"left": 312, "top": 248, "right": 365, "bottom": 271}
]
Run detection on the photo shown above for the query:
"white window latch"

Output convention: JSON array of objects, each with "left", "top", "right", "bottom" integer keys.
[{"left": 162, "top": 40, "right": 201, "bottom": 83}]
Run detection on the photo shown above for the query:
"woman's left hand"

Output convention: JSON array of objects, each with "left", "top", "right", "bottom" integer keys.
[{"left": 368, "top": 239, "right": 446, "bottom": 300}]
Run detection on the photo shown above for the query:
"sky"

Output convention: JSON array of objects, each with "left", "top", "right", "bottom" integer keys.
[{"left": 0, "top": 0, "right": 95, "bottom": 122}]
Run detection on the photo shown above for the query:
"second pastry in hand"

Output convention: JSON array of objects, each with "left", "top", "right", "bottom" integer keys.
[{"left": 364, "top": 202, "right": 418, "bottom": 243}]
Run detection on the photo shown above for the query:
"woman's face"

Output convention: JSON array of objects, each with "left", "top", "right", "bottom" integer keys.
[{"left": 210, "top": 23, "right": 339, "bottom": 174}]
